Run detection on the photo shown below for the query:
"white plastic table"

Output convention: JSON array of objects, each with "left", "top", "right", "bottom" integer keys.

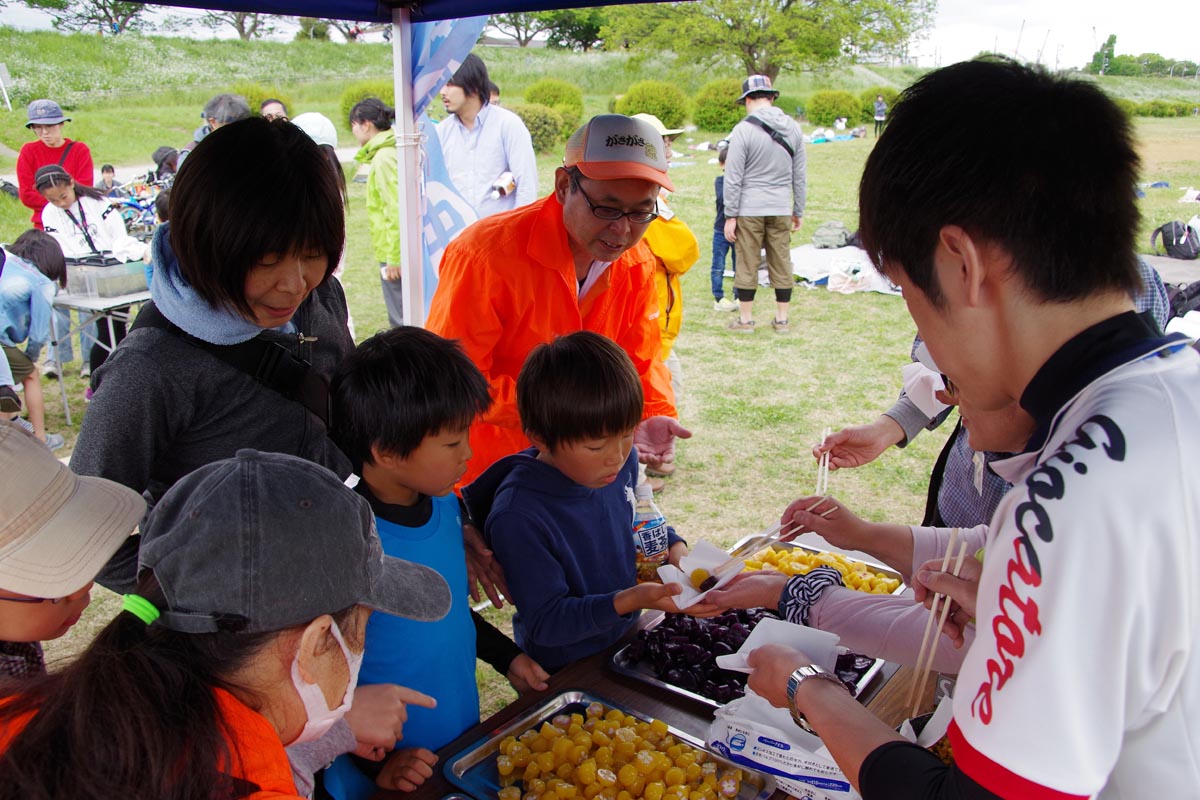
[{"left": 50, "top": 289, "right": 151, "bottom": 426}]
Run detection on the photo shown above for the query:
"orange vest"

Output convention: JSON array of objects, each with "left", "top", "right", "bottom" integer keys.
[
  {"left": 0, "top": 688, "right": 301, "bottom": 799},
  {"left": 428, "top": 192, "right": 676, "bottom": 486}
]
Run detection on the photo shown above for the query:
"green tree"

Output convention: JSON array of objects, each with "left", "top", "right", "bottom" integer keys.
[
  {"left": 488, "top": 12, "right": 548, "bottom": 47},
  {"left": 295, "top": 17, "right": 330, "bottom": 42},
  {"left": 23, "top": 0, "right": 151, "bottom": 34},
  {"left": 542, "top": 8, "right": 607, "bottom": 51},
  {"left": 601, "top": 0, "right": 934, "bottom": 80},
  {"left": 1088, "top": 34, "right": 1116, "bottom": 74},
  {"left": 200, "top": 11, "right": 279, "bottom": 41}
]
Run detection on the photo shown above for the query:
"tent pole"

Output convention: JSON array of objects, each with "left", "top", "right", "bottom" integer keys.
[{"left": 393, "top": 6, "right": 424, "bottom": 327}]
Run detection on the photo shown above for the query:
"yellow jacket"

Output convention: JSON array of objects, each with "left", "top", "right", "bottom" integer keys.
[{"left": 642, "top": 203, "right": 699, "bottom": 358}]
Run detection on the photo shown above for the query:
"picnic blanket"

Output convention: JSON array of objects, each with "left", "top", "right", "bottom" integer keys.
[{"left": 790, "top": 243, "right": 900, "bottom": 296}]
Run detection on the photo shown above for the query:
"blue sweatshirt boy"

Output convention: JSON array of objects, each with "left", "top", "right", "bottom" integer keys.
[{"left": 463, "top": 446, "right": 681, "bottom": 672}]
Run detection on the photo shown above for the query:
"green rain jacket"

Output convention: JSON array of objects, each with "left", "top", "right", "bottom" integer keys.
[{"left": 355, "top": 127, "right": 400, "bottom": 265}]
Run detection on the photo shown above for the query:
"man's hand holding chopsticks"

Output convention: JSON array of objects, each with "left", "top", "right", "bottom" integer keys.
[
  {"left": 913, "top": 555, "right": 983, "bottom": 648},
  {"left": 813, "top": 417, "right": 905, "bottom": 470}
]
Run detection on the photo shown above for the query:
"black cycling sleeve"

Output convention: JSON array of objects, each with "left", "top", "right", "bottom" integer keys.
[
  {"left": 473, "top": 608, "right": 521, "bottom": 676},
  {"left": 859, "top": 741, "right": 1003, "bottom": 800}
]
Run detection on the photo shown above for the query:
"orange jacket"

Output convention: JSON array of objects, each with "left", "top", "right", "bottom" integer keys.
[
  {"left": 641, "top": 201, "right": 699, "bottom": 358},
  {"left": 427, "top": 192, "right": 676, "bottom": 486},
  {"left": 0, "top": 688, "right": 300, "bottom": 798}
]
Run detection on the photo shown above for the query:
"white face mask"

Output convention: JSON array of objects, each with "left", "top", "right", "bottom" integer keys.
[{"left": 288, "top": 619, "right": 363, "bottom": 745}]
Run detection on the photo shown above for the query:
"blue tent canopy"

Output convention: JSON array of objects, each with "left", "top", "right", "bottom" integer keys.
[{"left": 140, "top": 0, "right": 647, "bottom": 22}]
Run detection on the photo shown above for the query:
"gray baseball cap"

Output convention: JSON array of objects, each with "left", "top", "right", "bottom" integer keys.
[
  {"left": 138, "top": 449, "right": 451, "bottom": 634},
  {"left": 26, "top": 99, "right": 70, "bottom": 128}
]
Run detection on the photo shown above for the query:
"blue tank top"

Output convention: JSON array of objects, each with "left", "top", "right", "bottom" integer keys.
[{"left": 323, "top": 493, "right": 478, "bottom": 800}]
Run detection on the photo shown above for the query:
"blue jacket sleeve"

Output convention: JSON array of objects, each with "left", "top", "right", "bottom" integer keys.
[{"left": 27, "top": 280, "right": 55, "bottom": 352}]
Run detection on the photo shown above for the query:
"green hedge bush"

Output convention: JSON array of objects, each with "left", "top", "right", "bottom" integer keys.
[
  {"left": 509, "top": 102, "right": 564, "bottom": 153},
  {"left": 339, "top": 80, "right": 396, "bottom": 131},
  {"left": 858, "top": 87, "right": 900, "bottom": 124},
  {"left": 692, "top": 79, "right": 743, "bottom": 133},
  {"left": 523, "top": 78, "right": 584, "bottom": 139},
  {"left": 1112, "top": 97, "right": 1138, "bottom": 118},
  {"left": 231, "top": 83, "right": 294, "bottom": 119},
  {"left": 806, "top": 90, "right": 859, "bottom": 126},
  {"left": 1135, "top": 99, "right": 1195, "bottom": 117},
  {"left": 614, "top": 80, "right": 689, "bottom": 130}
]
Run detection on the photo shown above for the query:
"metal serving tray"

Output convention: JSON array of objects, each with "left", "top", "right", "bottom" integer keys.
[
  {"left": 727, "top": 538, "right": 906, "bottom": 593},
  {"left": 608, "top": 541, "right": 903, "bottom": 710},
  {"left": 609, "top": 615, "right": 886, "bottom": 710},
  {"left": 443, "top": 690, "right": 775, "bottom": 800}
]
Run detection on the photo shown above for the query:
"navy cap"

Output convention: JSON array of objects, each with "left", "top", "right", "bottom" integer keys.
[{"left": 26, "top": 99, "right": 69, "bottom": 128}]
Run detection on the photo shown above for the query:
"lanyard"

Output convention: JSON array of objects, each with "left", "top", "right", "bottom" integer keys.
[{"left": 63, "top": 202, "right": 100, "bottom": 254}]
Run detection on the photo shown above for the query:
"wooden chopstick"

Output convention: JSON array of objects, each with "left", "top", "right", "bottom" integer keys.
[
  {"left": 816, "top": 427, "right": 832, "bottom": 496},
  {"left": 909, "top": 535, "right": 970, "bottom": 720},
  {"left": 905, "top": 527, "right": 960, "bottom": 714}
]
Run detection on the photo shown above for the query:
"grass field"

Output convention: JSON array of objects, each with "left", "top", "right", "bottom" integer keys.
[{"left": 9, "top": 29, "right": 1199, "bottom": 718}]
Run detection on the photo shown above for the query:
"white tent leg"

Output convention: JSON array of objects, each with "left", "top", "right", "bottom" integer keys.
[{"left": 393, "top": 7, "right": 425, "bottom": 327}]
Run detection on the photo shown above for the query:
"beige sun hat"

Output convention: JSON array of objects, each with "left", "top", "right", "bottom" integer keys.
[
  {"left": 631, "top": 113, "right": 684, "bottom": 138},
  {"left": 0, "top": 421, "right": 144, "bottom": 598}
]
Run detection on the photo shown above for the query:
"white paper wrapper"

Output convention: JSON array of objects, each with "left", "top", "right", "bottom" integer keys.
[
  {"left": 713, "top": 616, "right": 840, "bottom": 674},
  {"left": 901, "top": 360, "right": 950, "bottom": 419},
  {"left": 897, "top": 694, "right": 954, "bottom": 747},
  {"left": 657, "top": 540, "right": 741, "bottom": 609}
]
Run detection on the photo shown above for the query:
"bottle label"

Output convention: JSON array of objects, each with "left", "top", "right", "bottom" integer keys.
[{"left": 634, "top": 520, "right": 669, "bottom": 560}]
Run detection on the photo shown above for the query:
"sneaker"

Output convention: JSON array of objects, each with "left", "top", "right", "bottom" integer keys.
[
  {"left": 44, "top": 432, "right": 65, "bottom": 451},
  {"left": 0, "top": 386, "right": 21, "bottom": 414},
  {"left": 80, "top": 363, "right": 91, "bottom": 379},
  {"left": 84, "top": 386, "right": 94, "bottom": 403},
  {"left": 728, "top": 318, "right": 756, "bottom": 333},
  {"left": 646, "top": 460, "right": 677, "bottom": 478},
  {"left": 40, "top": 360, "right": 59, "bottom": 379},
  {"left": 771, "top": 318, "right": 791, "bottom": 334},
  {"left": 13, "top": 418, "right": 35, "bottom": 435},
  {"left": 713, "top": 297, "right": 737, "bottom": 312}
]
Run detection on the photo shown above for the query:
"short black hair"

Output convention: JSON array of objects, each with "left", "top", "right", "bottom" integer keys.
[
  {"left": 9, "top": 229, "right": 66, "bottom": 288},
  {"left": 348, "top": 97, "right": 394, "bottom": 131},
  {"left": 332, "top": 326, "right": 492, "bottom": 466},
  {"left": 517, "top": 331, "right": 643, "bottom": 452},
  {"left": 154, "top": 188, "right": 170, "bottom": 223},
  {"left": 487, "top": 80, "right": 500, "bottom": 98},
  {"left": 448, "top": 53, "right": 490, "bottom": 105},
  {"left": 101, "top": 164, "right": 115, "bottom": 173},
  {"left": 859, "top": 58, "right": 1141, "bottom": 307},
  {"left": 169, "top": 117, "right": 344, "bottom": 317},
  {"left": 260, "top": 98, "right": 288, "bottom": 115}
]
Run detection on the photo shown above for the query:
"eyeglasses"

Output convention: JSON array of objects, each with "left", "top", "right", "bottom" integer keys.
[
  {"left": 940, "top": 373, "right": 958, "bottom": 400},
  {"left": 0, "top": 595, "right": 64, "bottom": 605},
  {"left": 570, "top": 175, "right": 658, "bottom": 224}
]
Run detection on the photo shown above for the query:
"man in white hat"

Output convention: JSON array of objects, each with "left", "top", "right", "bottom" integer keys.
[
  {"left": 723, "top": 74, "right": 806, "bottom": 335},
  {"left": 427, "top": 114, "right": 691, "bottom": 488}
]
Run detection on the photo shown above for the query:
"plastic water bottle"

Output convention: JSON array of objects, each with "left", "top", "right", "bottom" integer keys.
[{"left": 632, "top": 483, "right": 670, "bottom": 583}]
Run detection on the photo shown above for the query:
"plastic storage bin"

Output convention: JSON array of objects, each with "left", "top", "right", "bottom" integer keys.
[{"left": 66, "top": 260, "right": 148, "bottom": 298}]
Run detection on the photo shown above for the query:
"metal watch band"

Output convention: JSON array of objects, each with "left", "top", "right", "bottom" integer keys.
[{"left": 786, "top": 664, "right": 847, "bottom": 734}]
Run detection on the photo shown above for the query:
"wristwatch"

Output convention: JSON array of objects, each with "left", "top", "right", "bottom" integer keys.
[{"left": 786, "top": 664, "right": 847, "bottom": 734}]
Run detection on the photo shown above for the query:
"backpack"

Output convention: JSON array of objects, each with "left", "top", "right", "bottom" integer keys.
[
  {"left": 812, "top": 220, "right": 849, "bottom": 249},
  {"left": 1166, "top": 282, "right": 1200, "bottom": 321},
  {"left": 1151, "top": 220, "right": 1200, "bottom": 260}
]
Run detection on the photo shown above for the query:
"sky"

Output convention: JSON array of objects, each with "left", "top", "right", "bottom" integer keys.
[
  {"left": 912, "top": 0, "right": 1197, "bottom": 70},
  {"left": 1, "top": 1, "right": 1197, "bottom": 71}
]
